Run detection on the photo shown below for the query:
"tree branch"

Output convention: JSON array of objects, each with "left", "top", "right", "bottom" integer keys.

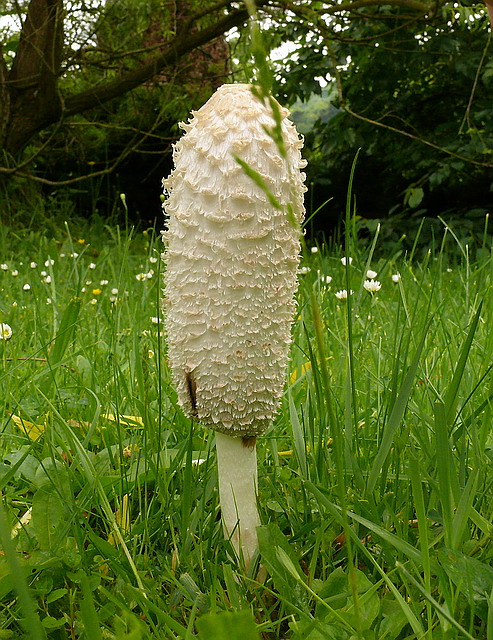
[
  {"left": 325, "top": 38, "right": 493, "bottom": 169},
  {"left": 9, "top": 0, "right": 63, "bottom": 89},
  {"left": 63, "top": 2, "right": 268, "bottom": 117}
]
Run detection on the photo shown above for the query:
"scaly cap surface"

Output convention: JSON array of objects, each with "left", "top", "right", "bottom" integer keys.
[{"left": 162, "top": 83, "right": 306, "bottom": 436}]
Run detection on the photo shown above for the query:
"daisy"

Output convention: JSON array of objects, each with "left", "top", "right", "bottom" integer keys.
[
  {"left": 0, "top": 323, "right": 12, "bottom": 340},
  {"left": 364, "top": 279, "right": 381, "bottom": 293},
  {"left": 335, "top": 289, "right": 352, "bottom": 300},
  {"left": 366, "top": 269, "right": 378, "bottom": 279}
]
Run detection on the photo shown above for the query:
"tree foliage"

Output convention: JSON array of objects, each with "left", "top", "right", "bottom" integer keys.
[
  {"left": 268, "top": 1, "right": 493, "bottom": 222},
  {"left": 0, "top": 1, "right": 256, "bottom": 185},
  {"left": 1, "top": 0, "right": 491, "bottom": 224}
]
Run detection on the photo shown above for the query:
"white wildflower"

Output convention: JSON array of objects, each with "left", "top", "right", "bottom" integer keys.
[
  {"left": 391, "top": 273, "right": 401, "bottom": 283},
  {"left": 149, "top": 256, "right": 158, "bottom": 263},
  {"left": 298, "top": 266, "right": 311, "bottom": 275},
  {"left": 341, "top": 257, "right": 353, "bottom": 266},
  {"left": 1, "top": 264, "right": 8, "bottom": 271},
  {"left": 30, "top": 262, "right": 37, "bottom": 269},
  {"left": 136, "top": 273, "right": 148, "bottom": 281},
  {"left": 89, "top": 263, "right": 96, "bottom": 270},
  {"left": 22, "top": 284, "right": 31, "bottom": 291},
  {"left": 151, "top": 317, "right": 161, "bottom": 324},
  {"left": 89, "top": 298, "right": 97, "bottom": 305},
  {"left": 335, "top": 289, "right": 352, "bottom": 300},
  {"left": 43, "top": 275, "right": 52, "bottom": 284},
  {"left": 311, "top": 246, "right": 319, "bottom": 254},
  {"left": 148, "top": 349, "right": 155, "bottom": 358},
  {"left": 364, "top": 279, "right": 381, "bottom": 293},
  {"left": 40, "top": 270, "right": 47, "bottom": 277},
  {"left": 321, "top": 275, "right": 332, "bottom": 284},
  {"left": 44, "top": 258, "right": 54, "bottom": 267},
  {"left": 0, "top": 323, "right": 12, "bottom": 340},
  {"left": 46, "top": 298, "right": 52, "bottom": 304},
  {"left": 366, "top": 269, "right": 378, "bottom": 279},
  {"left": 100, "top": 279, "right": 109, "bottom": 286},
  {"left": 11, "top": 270, "right": 18, "bottom": 277},
  {"left": 111, "top": 288, "right": 118, "bottom": 295}
]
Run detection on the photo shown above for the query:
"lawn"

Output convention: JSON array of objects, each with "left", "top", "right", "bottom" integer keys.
[{"left": 1, "top": 213, "right": 492, "bottom": 639}]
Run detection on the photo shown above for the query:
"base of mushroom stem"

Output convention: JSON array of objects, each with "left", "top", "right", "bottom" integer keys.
[{"left": 215, "top": 431, "right": 261, "bottom": 572}]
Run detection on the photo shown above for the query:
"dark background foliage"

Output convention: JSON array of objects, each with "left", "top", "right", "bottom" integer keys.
[{"left": 0, "top": 0, "right": 492, "bottom": 240}]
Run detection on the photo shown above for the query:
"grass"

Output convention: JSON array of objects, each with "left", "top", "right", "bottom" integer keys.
[{"left": 0, "top": 213, "right": 493, "bottom": 639}]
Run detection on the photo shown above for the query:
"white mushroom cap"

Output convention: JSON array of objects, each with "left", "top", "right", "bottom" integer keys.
[{"left": 162, "top": 83, "right": 306, "bottom": 437}]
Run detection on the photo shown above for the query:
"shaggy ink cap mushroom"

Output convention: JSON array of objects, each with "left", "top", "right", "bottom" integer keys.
[{"left": 162, "top": 83, "right": 307, "bottom": 438}]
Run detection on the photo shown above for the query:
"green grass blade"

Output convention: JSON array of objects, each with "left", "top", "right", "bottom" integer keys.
[
  {"left": 397, "top": 562, "right": 477, "bottom": 640},
  {"left": 305, "top": 482, "right": 423, "bottom": 564},
  {"left": 433, "top": 401, "right": 455, "bottom": 548},
  {"left": 79, "top": 572, "right": 103, "bottom": 640},
  {"left": 0, "top": 503, "right": 47, "bottom": 640},
  {"left": 288, "top": 388, "right": 307, "bottom": 478},
  {"left": 367, "top": 323, "right": 428, "bottom": 494},
  {"left": 443, "top": 301, "right": 483, "bottom": 424},
  {"left": 451, "top": 469, "right": 479, "bottom": 550}
]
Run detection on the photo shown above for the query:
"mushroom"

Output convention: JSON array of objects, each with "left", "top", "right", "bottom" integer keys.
[{"left": 162, "top": 83, "right": 306, "bottom": 570}]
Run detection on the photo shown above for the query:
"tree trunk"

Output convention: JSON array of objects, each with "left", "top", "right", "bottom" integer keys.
[
  {"left": 0, "top": 0, "right": 262, "bottom": 159},
  {"left": 2, "top": 0, "right": 64, "bottom": 156}
]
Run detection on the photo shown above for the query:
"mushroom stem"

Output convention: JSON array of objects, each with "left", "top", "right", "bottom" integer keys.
[{"left": 215, "top": 432, "right": 260, "bottom": 571}]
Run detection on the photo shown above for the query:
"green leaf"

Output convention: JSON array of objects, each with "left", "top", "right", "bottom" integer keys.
[
  {"left": 257, "top": 523, "right": 309, "bottom": 613},
  {"left": 316, "top": 567, "right": 379, "bottom": 631},
  {"left": 46, "top": 588, "right": 68, "bottom": 604},
  {"left": 31, "top": 487, "right": 70, "bottom": 551},
  {"left": 405, "top": 187, "right": 424, "bottom": 208},
  {"left": 438, "top": 547, "right": 493, "bottom": 620},
  {"left": 196, "top": 610, "right": 260, "bottom": 640}
]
